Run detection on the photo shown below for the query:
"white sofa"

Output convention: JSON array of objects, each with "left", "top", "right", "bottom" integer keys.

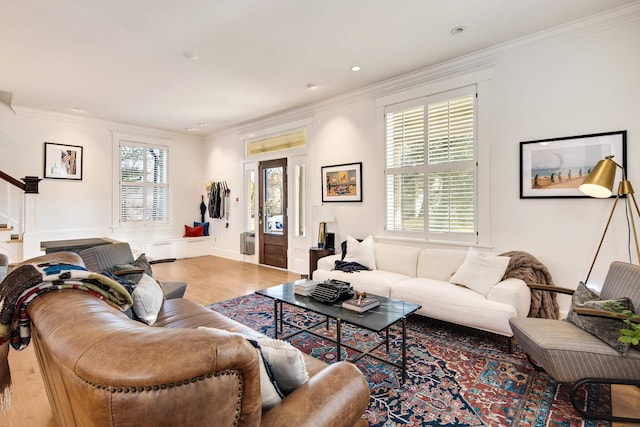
[{"left": 313, "top": 242, "right": 531, "bottom": 338}]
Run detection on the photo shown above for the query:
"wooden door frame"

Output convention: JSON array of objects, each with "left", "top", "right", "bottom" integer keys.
[{"left": 258, "top": 158, "right": 288, "bottom": 268}]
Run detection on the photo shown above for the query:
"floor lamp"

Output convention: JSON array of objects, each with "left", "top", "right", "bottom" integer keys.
[{"left": 579, "top": 155, "right": 640, "bottom": 283}]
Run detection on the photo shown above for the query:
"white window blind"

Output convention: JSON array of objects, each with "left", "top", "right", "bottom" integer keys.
[
  {"left": 385, "top": 88, "right": 477, "bottom": 242},
  {"left": 120, "top": 143, "right": 169, "bottom": 225}
]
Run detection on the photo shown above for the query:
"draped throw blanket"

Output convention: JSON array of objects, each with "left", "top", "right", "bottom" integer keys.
[
  {"left": 0, "top": 262, "right": 133, "bottom": 412},
  {"left": 500, "top": 251, "right": 559, "bottom": 320},
  {"left": 333, "top": 260, "right": 371, "bottom": 273}
]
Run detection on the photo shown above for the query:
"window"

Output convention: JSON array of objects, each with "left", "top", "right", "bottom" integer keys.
[
  {"left": 385, "top": 86, "right": 477, "bottom": 243},
  {"left": 119, "top": 142, "right": 169, "bottom": 225}
]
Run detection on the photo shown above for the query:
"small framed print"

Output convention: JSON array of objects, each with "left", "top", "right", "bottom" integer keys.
[
  {"left": 44, "top": 142, "right": 83, "bottom": 180},
  {"left": 321, "top": 162, "right": 362, "bottom": 202},
  {"left": 520, "top": 131, "right": 626, "bottom": 199}
]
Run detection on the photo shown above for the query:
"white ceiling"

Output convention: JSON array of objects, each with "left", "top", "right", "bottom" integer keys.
[{"left": 1, "top": 0, "right": 636, "bottom": 135}]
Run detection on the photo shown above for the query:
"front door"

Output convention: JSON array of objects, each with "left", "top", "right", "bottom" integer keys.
[{"left": 258, "top": 158, "right": 287, "bottom": 268}]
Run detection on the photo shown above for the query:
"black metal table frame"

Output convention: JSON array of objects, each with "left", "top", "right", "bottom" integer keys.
[{"left": 270, "top": 298, "right": 411, "bottom": 384}]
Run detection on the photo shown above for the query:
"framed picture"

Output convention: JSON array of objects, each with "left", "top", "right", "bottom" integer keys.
[
  {"left": 520, "top": 130, "right": 626, "bottom": 199},
  {"left": 322, "top": 162, "right": 362, "bottom": 202},
  {"left": 44, "top": 142, "right": 83, "bottom": 180}
]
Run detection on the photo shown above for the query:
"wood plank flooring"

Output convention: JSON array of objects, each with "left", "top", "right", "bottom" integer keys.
[{"left": 2, "top": 255, "right": 638, "bottom": 426}]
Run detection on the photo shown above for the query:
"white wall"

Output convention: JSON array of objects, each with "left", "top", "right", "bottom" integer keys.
[
  {"left": 204, "top": 15, "right": 640, "bottom": 309},
  {"left": 0, "top": 108, "right": 206, "bottom": 258}
]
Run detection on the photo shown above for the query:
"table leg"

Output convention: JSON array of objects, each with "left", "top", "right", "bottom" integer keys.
[
  {"left": 273, "top": 299, "right": 279, "bottom": 338},
  {"left": 385, "top": 326, "right": 390, "bottom": 353},
  {"left": 402, "top": 317, "right": 407, "bottom": 384},
  {"left": 279, "top": 300, "right": 283, "bottom": 336},
  {"left": 336, "top": 318, "right": 342, "bottom": 361}
]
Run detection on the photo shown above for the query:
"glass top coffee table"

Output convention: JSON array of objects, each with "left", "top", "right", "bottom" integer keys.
[{"left": 256, "top": 279, "right": 421, "bottom": 384}]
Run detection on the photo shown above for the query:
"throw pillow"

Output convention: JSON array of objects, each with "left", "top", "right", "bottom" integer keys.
[
  {"left": 198, "top": 327, "right": 309, "bottom": 408},
  {"left": 131, "top": 274, "right": 164, "bottom": 325},
  {"left": 133, "top": 253, "right": 153, "bottom": 277},
  {"left": 343, "top": 235, "right": 376, "bottom": 270},
  {"left": 566, "top": 281, "right": 633, "bottom": 354},
  {"left": 194, "top": 221, "right": 210, "bottom": 236},
  {"left": 450, "top": 247, "right": 510, "bottom": 296},
  {"left": 111, "top": 263, "right": 143, "bottom": 284},
  {"left": 184, "top": 224, "right": 204, "bottom": 238}
]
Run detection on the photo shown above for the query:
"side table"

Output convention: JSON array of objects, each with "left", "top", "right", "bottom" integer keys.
[{"left": 309, "top": 247, "right": 334, "bottom": 278}]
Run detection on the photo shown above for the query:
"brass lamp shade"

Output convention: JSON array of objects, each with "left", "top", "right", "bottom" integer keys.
[{"left": 579, "top": 157, "right": 617, "bottom": 198}]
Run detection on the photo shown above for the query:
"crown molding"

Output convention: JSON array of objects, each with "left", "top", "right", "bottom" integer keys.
[
  {"left": 212, "top": 1, "right": 640, "bottom": 138},
  {"left": 12, "top": 106, "right": 204, "bottom": 142}
]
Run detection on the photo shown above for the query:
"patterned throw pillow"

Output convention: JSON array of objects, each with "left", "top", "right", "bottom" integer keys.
[{"left": 566, "top": 281, "right": 633, "bottom": 354}]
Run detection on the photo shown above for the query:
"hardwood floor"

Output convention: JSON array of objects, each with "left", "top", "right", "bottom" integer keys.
[{"left": 2, "top": 255, "right": 638, "bottom": 426}]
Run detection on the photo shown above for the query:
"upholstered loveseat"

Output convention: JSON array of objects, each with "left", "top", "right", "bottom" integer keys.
[
  {"left": 19, "top": 253, "right": 370, "bottom": 426},
  {"left": 313, "top": 240, "right": 531, "bottom": 340}
]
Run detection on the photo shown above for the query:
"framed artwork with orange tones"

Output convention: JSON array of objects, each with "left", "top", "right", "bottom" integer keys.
[{"left": 321, "top": 162, "right": 362, "bottom": 202}]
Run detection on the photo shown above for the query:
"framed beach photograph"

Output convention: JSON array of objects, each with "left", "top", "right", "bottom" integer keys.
[
  {"left": 520, "top": 131, "right": 627, "bottom": 199},
  {"left": 322, "top": 162, "right": 362, "bottom": 202},
  {"left": 44, "top": 142, "right": 83, "bottom": 180}
]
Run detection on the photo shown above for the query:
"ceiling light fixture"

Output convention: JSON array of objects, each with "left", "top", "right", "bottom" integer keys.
[
  {"left": 71, "top": 107, "right": 85, "bottom": 113},
  {"left": 450, "top": 26, "right": 466, "bottom": 36},
  {"left": 185, "top": 127, "right": 197, "bottom": 132},
  {"left": 351, "top": 65, "right": 361, "bottom": 72},
  {"left": 198, "top": 123, "right": 208, "bottom": 127},
  {"left": 182, "top": 51, "right": 199, "bottom": 60}
]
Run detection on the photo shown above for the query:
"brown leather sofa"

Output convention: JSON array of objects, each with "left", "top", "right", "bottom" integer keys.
[{"left": 24, "top": 253, "right": 370, "bottom": 426}]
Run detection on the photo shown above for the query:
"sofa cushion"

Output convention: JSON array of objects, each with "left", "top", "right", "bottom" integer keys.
[
  {"left": 344, "top": 235, "right": 376, "bottom": 270},
  {"left": 416, "top": 248, "right": 467, "bottom": 281},
  {"left": 393, "top": 277, "right": 518, "bottom": 336},
  {"left": 374, "top": 243, "right": 421, "bottom": 277},
  {"left": 450, "top": 248, "right": 510, "bottom": 296},
  {"left": 312, "top": 268, "right": 409, "bottom": 298}
]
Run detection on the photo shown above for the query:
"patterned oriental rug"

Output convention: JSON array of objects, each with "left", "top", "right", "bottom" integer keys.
[{"left": 209, "top": 294, "right": 611, "bottom": 427}]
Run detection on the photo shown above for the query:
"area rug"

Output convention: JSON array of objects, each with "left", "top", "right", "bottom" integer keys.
[{"left": 209, "top": 294, "right": 611, "bottom": 427}]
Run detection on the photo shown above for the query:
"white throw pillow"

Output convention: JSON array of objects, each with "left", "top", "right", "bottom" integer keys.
[
  {"left": 343, "top": 235, "right": 376, "bottom": 270},
  {"left": 198, "top": 327, "right": 309, "bottom": 409},
  {"left": 450, "top": 248, "right": 510, "bottom": 297},
  {"left": 131, "top": 273, "right": 164, "bottom": 325},
  {"left": 254, "top": 336, "right": 309, "bottom": 395}
]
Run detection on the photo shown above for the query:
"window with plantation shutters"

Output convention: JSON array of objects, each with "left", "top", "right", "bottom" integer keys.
[
  {"left": 385, "top": 86, "right": 477, "bottom": 243},
  {"left": 120, "top": 142, "right": 169, "bottom": 225}
]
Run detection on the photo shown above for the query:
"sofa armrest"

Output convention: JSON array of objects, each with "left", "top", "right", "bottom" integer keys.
[
  {"left": 527, "top": 283, "right": 575, "bottom": 295},
  {"left": 487, "top": 278, "right": 531, "bottom": 318},
  {"left": 317, "top": 254, "right": 341, "bottom": 271},
  {"left": 261, "top": 361, "right": 370, "bottom": 427}
]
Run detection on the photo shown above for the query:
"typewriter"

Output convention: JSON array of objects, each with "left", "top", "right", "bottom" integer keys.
[{"left": 310, "top": 279, "right": 354, "bottom": 304}]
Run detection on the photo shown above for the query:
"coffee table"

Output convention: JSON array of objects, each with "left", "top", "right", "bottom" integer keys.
[{"left": 256, "top": 279, "right": 421, "bottom": 384}]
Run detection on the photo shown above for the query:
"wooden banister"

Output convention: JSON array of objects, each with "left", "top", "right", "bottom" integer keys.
[
  {"left": 0, "top": 170, "right": 26, "bottom": 191},
  {"left": 0, "top": 171, "right": 41, "bottom": 193}
]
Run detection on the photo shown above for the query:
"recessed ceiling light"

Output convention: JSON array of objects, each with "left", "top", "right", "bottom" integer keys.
[
  {"left": 185, "top": 127, "right": 197, "bottom": 132},
  {"left": 198, "top": 123, "right": 208, "bottom": 127},
  {"left": 450, "top": 26, "right": 466, "bottom": 36},
  {"left": 182, "top": 51, "right": 199, "bottom": 60},
  {"left": 351, "top": 65, "right": 361, "bottom": 72},
  {"left": 71, "top": 107, "right": 85, "bottom": 113},
  {"left": 306, "top": 83, "right": 318, "bottom": 90}
]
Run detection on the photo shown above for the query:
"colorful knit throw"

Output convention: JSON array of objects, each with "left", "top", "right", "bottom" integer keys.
[{"left": 0, "top": 261, "right": 133, "bottom": 412}]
